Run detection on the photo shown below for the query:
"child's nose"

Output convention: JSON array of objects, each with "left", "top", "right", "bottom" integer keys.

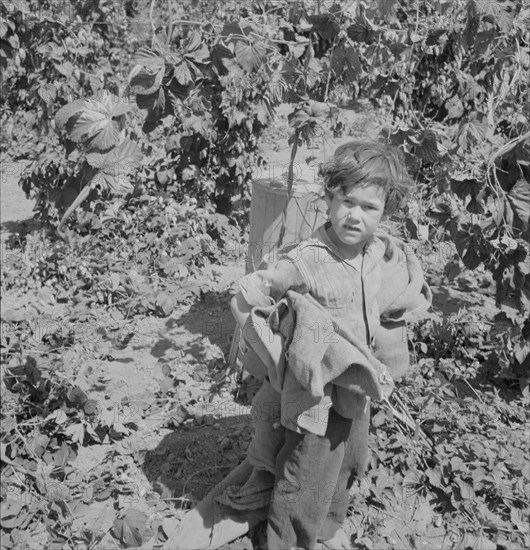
[{"left": 347, "top": 205, "right": 362, "bottom": 219}]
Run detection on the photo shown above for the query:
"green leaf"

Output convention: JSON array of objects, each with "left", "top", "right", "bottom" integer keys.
[
  {"left": 97, "top": 91, "right": 133, "bottom": 118},
  {"left": 465, "top": 0, "right": 480, "bottom": 49},
  {"left": 445, "top": 96, "right": 464, "bottom": 120},
  {"left": 457, "top": 115, "right": 491, "bottom": 151},
  {"left": 64, "top": 423, "right": 85, "bottom": 444},
  {"left": 210, "top": 42, "right": 233, "bottom": 75},
  {"left": 73, "top": 501, "right": 115, "bottom": 538},
  {"left": 507, "top": 179, "right": 530, "bottom": 230},
  {"left": 183, "top": 30, "right": 209, "bottom": 63},
  {"left": 128, "top": 64, "right": 164, "bottom": 96},
  {"left": 55, "top": 99, "right": 90, "bottom": 130},
  {"left": 331, "top": 45, "right": 361, "bottom": 81},
  {"left": 455, "top": 226, "right": 484, "bottom": 269},
  {"left": 466, "top": 195, "right": 485, "bottom": 214},
  {"left": 66, "top": 106, "right": 119, "bottom": 151},
  {"left": 426, "top": 29, "right": 448, "bottom": 46},
  {"left": 87, "top": 139, "right": 142, "bottom": 195},
  {"left": 174, "top": 60, "right": 194, "bottom": 85},
  {"left": 67, "top": 386, "right": 88, "bottom": 405},
  {"left": 112, "top": 508, "right": 147, "bottom": 548},
  {"left": 134, "top": 47, "right": 165, "bottom": 68},
  {"left": 38, "top": 83, "right": 57, "bottom": 105},
  {"left": 0, "top": 500, "right": 27, "bottom": 529},
  {"left": 415, "top": 130, "right": 440, "bottom": 163},
  {"left": 26, "top": 433, "right": 50, "bottom": 457},
  {"left": 156, "top": 292, "right": 176, "bottom": 316},
  {"left": 450, "top": 175, "right": 482, "bottom": 198},
  {"left": 347, "top": 21, "right": 376, "bottom": 44},
  {"left": 308, "top": 13, "right": 340, "bottom": 41},
  {"left": 221, "top": 21, "right": 245, "bottom": 39},
  {"left": 137, "top": 88, "right": 174, "bottom": 133},
  {"left": 234, "top": 39, "right": 267, "bottom": 72}
]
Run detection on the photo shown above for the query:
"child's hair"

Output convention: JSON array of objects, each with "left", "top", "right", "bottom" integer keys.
[{"left": 319, "top": 141, "right": 414, "bottom": 215}]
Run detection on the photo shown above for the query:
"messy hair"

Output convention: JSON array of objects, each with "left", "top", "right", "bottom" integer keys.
[{"left": 319, "top": 141, "right": 414, "bottom": 215}]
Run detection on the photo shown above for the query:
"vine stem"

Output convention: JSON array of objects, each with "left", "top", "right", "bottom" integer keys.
[
  {"left": 149, "top": 0, "right": 156, "bottom": 35},
  {"left": 167, "top": 0, "right": 173, "bottom": 46},
  {"left": 57, "top": 177, "right": 98, "bottom": 241},
  {"left": 276, "top": 127, "right": 300, "bottom": 249},
  {"left": 323, "top": 35, "right": 339, "bottom": 104},
  {"left": 485, "top": 129, "right": 530, "bottom": 215}
]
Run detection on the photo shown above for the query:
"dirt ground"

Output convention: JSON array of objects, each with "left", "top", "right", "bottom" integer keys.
[
  {"left": 0, "top": 105, "right": 504, "bottom": 549},
  {"left": 1, "top": 160, "right": 35, "bottom": 240}
]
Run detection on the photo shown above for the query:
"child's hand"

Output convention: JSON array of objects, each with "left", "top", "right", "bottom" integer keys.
[
  {"left": 239, "top": 270, "right": 274, "bottom": 308},
  {"left": 379, "top": 371, "right": 394, "bottom": 400}
]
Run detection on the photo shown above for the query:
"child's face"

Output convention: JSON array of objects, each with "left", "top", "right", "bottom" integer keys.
[{"left": 325, "top": 183, "right": 386, "bottom": 256}]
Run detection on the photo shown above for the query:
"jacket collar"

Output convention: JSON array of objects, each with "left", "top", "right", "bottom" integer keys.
[{"left": 305, "top": 222, "right": 386, "bottom": 273}]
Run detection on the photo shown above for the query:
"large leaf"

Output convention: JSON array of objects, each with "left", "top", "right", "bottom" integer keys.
[
  {"left": 234, "top": 39, "right": 267, "bottom": 72},
  {"left": 66, "top": 107, "right": 120, "bottom": 151},
  {"left": 55, "top": 99, "right": 90, "bottom": 130},
  {"left": 426, "top": 29, "right": 449, "bottom": 46},
  {"left": 96, "top": 91, "right": 133, "bottom": 118},
  {"left": 455, "top": 225, "right": 485, "bottom": 269},
  {"left": 128, "top": 64, "right": 165, "bottom": 96},
  {"left": 308, "top": 13, "right": 340, "bottom": 41},
  {"left": 414, "top": 130, "right": 440, "bottom": 163},
  {"left": 450, "top": 175, "right": 482, "bottom": 198},
  {"left": 174, "top": 60, "right": 194, "bottom": 85},
  {"left": 0, "top": 501, "right": 27, "bottom": 529},
  {"left": 507, "top": 179, "right": 530, "bottom": 230},
  {"left": 457, "top": 115, "right": 491, "bottom": 151},
  {"left": 465, "top": 0, "right": 480, "bottom": 49},
  {"left": 60, "top": 92, "right": 131, "bottom": 151},
  {"left": 331, "top": 45, "right": 361, "bottom": 81},
  {"left": 210, "top": 42, "right": 233, "bottom": 75},
  {"left": 134, "top": 46, "right": 165, "bottom": 68},
  {"left": 183, "top": 30, "right": 210, "bottom": 63},
  {"left": 347, "top": 21, "right": 376, "bottom": 44},
  {"left": 221, "top": 21, "right": 245, "bottom": 39},
  {"left": 137, "top": 87, "right": 174, "bottom": 133},
  {"left": 86, "top": 139, "right": 142, "bottom": 195},
  {"left": 445, "top": 96, "right": 464, "bottom": 120},
  {"left": 112, "top": 508, "right": 147, "bottom": 548}
]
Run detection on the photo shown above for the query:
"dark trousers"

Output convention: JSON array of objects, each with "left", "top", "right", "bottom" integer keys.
[{"left": 266, "top": 406, "right": 369, "bottom": 550}]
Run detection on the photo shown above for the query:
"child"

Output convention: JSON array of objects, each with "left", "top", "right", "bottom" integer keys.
[{"left": 164, "top": 141, "right": 431, "bottom": 550}]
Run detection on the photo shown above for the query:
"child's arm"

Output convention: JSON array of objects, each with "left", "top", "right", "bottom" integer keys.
[
  {"left": 230, "top": 259, "right": 308, "bottom": 325},
  {"left": 239, "top": 259, "right": 308, "bottom": 306}
]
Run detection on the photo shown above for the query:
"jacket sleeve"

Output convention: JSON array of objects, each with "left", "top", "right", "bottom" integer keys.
[
  {"left": 374, "top": 234, "right": 432, "bottom": 380},
  {"left": 238, "top": 259, "right": 309, "bottom": 307}
]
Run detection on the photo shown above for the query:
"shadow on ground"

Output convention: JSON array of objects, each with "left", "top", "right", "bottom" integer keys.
[
  {"left": 429, "top": 283, "right": 481, "bottom": 316},
  {"left": 141, "top": 413, "right": 252, "bottom": 506},
  {"left": 1, "top": 218, "right": 43, "bottom": 246},
  {"left": 146, "top": 288, "right": 238, "bottom": 365}
]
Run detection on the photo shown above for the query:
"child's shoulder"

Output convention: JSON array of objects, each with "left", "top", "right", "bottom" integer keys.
[{"left": 279, "top": 224, "right": 329, "bottom": 257}]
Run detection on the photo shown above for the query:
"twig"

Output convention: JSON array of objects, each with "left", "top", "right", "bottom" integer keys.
[
  {"left": 167, "top": 0, "right": 173, "bottom": 47},
  {"left": 463, "top": 378, "right": 485, "bottom": 405},
  {"left": 383, "top": 394, "right": 433, "bottom": 449},
  {"left": 145, "top": 496, "right": 196, "bottom": 504},
  {"left": 149, "top": 0, "right": 157, "bottom": 35},
  {"left": 324, "top": 36, "right": 339, "bottom": 104},
  {"left": 181, "top": 465, "right": 224, "bottom": 508}
]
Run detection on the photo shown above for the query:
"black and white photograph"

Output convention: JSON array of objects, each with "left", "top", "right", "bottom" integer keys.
[{"left": 1, "top": 1, "right": 528, "bottom": 549}]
